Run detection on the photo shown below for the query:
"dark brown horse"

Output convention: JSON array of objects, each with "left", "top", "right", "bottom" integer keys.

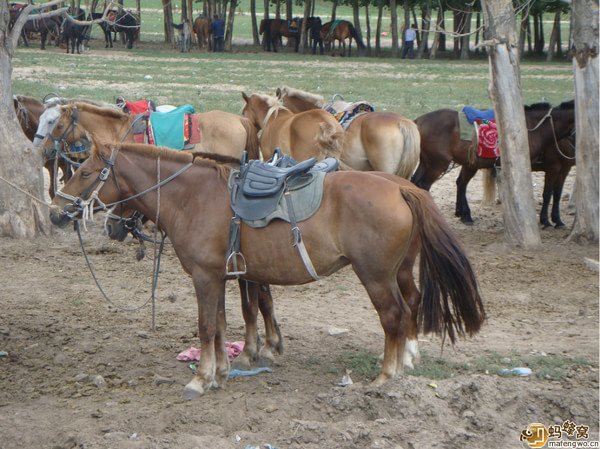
[
  {"left": 13, "top": 95, "right": 73, "bottom": 199},
  {"left": 319, "top": 20, "right": 366, "bottom": 57},
  {"left": 193, "top": 16, "right": 210, "bottom": 50},
  {"left": 411, "top": 101, "right": 576, "bottom": 228},
  {"left": 50, "top": 140, "right": 485, "bottom": 398},
  {"left": 259, "top": 17, "right": 302, "bottom": 52}
]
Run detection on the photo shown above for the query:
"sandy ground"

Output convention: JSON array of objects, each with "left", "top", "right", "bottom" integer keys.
[{"left": 0, "top": 162, "right": 598, "bottom": 449}]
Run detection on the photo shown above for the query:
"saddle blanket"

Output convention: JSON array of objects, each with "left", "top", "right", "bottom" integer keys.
[
  {"left": 325, "top": 101, "right": 375, "bottom": 130},
  {"left": 133, "top": 104, "right": 201, "bottom": 150},
  {"left": 460, "top": 107, "right": 500, "bottom": 159}
]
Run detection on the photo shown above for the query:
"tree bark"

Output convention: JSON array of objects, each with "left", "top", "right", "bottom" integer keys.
[
  {"left": 0, "top": 0, "right": 52, "bottom": 238},
  {"left": 481, "top": 0, "right": 542, "bottom": 248},
  {"left": 375, "top": 5, "right": 382, "bottom": 57},
  {"left": 569, "top": 0, "right": 599, "bottom": 242},
  {"left": 250, "top": 0, "right": 259, "bottom": 45},
  {"left": 224, "top": 0, "right": 236, "bottom": 50},
  {"left": 546, "top": 9, "right": 561, "bottom": 62},
  {"left": 389, "top": 0, "right": 398, "bottom": 57},
  {"left": 416, "top": 5, "right": 430, "bottom": 59},
  {"left": 299, "top": 0, "right": 310, "bottom": 54},
  {"left": 162, "top": 0, "right": 174, "bottom": 44}
]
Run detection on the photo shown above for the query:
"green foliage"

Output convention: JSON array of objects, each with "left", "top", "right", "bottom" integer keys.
[{"left": 336, "top": 349, "right": 380, "bottom": 379}]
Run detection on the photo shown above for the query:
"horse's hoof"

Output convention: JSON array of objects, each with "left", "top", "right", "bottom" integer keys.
[
  {"left": 182, "top": 379, "right": 205, "bottom": 399},
  {"left": 460, "top": 218, "right": 474, "bottom": 225},
  {"left": 231, "top": 356, "right": 252, "bottom": 371},
  {"left": 371, "top": 373, "right": 391, "bottom": 387},
  {"left": 555, "top": 223, "right": 567, "bottom": 230}
]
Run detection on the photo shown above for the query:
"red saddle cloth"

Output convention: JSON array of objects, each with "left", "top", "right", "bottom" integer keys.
[{"left": 475, "top": 119, "right": 500, "bottom": 158}]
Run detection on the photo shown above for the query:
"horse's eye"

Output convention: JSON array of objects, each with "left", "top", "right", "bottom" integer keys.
[
  {"left": 56, "top": 123, "right": 64, "bottom": 130},
  {"left": 81, "top": 171, "right": 93, "bottom": 179}
]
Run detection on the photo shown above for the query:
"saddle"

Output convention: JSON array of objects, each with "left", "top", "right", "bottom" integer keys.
[
  {"left": 227, "top": 149, "right": 339, "bottom": 278},
  {"left": 229, "top": 149, "right": 339, "bottom": 222},
  {"left": 130, "top": 104, "right": 201, "bottom": 150},
  {"left": 460, "top": 106, "right": 499, "bottom": 159},
  {"left": 325, "top": 95, "right": 375, "bottom": 130}
]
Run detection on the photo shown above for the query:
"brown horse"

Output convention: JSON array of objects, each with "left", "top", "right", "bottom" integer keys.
[
  {"left": 104, "top": 170, "right": 427, "bottom": 371},
  {"left": 241, "top": 92, "right": 344, "bottom": 162},
  {"left": 33, "top": 102, "right": 259, "bottom": 161},
  {"left": 193, "top": 16, "right": 210, "bottom": 50},
  {"left": 259, "top": 17, "right": 303, "bottom": 52},
  {"left": 411, "top": 101, "right": 576, "bottom": 228},
  {"left": 13, "top": 95, "right": 73, "bottom": 199},
  {"left": 50, "top": 139, "right": 485, "bottom": 398},
  {"left": 277, "top": 86, "right": 420, "bottom": 178},
  {"left": 319, "top": 20, "right": 366, "bottom": 57}
]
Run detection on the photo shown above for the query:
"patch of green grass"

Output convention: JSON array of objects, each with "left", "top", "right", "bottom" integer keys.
[
  {"left": 407, "top": 350, "right": 596, "bottom": 381},
  {"left": 336, "top": 349, "right": 380, "bottom": 380},
  {"left": 70, "top": 299, "right": 83, "bottom": 306}
]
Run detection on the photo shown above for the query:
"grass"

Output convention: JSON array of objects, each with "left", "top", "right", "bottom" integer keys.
[{"left": 333, "top": 349, "right": 595, "bottom": 382}]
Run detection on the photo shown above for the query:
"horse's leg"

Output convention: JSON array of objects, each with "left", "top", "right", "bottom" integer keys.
[
  {"left": 455, "top": 165, "right": 478, "bottom": 224},
  {"left": 540, "top": 172, "right": 555, "bottom": 229},
  {"left": 40, "top": 30, "right": 46, "bottom": 50},
  {"left": 183, "top": 274, "right": 226, "bottom": 399},
  {"left": 232, "top": 280, "right": 260, "bottom": 369},
  {"left": 397, "top": 232, "right": 421, "bottom": 370},
  {"left": 550, "top": 166, "right": 572, "bottom": 229},
  {"left": 257, "top": 283, "right": 283, "bottom": 363},
  {"left": 213, "top": 291, "right": 230, "bottom": 387}
]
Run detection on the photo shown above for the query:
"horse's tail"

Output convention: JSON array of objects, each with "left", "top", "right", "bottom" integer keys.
[
  {"left": 399, "top": 185, "right": 486, "bottom": 344},
  {"left": 241, "top": 118, "right": 260, "bottom": 160},
  {"left": 396, "top": 118, "right": 421, "bottom": 179},
  {"left": 481, "top": 167, "right": 497, "bottom": 207},
  {"left": 349, "top": 23, "right": 366, "bottom": 49},
  {"left": 315, "top": 122, "right": 344, "bottom": 159}
]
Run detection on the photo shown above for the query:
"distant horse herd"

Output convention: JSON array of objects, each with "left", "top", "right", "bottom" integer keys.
[
  {"left": 8, "top": 3, "right": 140, "bottom": 53},
  {"left": 11, "top": 85, "right": 575, "bottom": 397}
]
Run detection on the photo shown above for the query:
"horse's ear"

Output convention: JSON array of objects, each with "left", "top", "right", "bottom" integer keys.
[
  {"left": 242, "top": 92, "right": 249, "bottom": 103},
  {"left": 275, "top": 88, "right": 282, "bottom": 99}
]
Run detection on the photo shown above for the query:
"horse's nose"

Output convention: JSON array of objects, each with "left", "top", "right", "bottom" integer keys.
[{"left": 49, "top": 205, "right": 70, "bottom": 228}]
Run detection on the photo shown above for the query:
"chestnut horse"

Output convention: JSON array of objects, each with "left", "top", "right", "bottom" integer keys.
[
  {"left": 241, "top": 92, "right": 344, "bottom": 162},
  {"left": 13, "top": 95, "right": 73, "bottom": 198},
  {"left": 33, "top": 102, "right": 259, "bottom": 161},
  {"left": 319, "top": 20, "right": 366, "bottom": 57},
  {"left": 104, "top": 170, "right": 428, "bottom": 371},
  {"left": 50, "top": 140, "right": 485, "bottom": 398},
  {"left": 411, "top": 101, "right": 576, "bottom": 228},
  {"left": 277, "top": 86, "right": 420, "bottom": 179},
  {"left": 193, "top": 16, "right": 210, "bottom": 50}
]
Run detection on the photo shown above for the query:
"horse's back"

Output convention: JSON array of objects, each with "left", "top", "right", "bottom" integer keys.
[{"left": 193, "top": 110, "right": 251, "bottom": 157}]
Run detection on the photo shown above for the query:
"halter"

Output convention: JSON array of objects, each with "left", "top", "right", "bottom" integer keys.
[{"left": 527, "top": 105, "right": 576, "bottom": 161}]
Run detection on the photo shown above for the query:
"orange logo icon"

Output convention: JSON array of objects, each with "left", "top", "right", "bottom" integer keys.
[{"left": 520, "top": 423, "right": 549, "bottom": 448}]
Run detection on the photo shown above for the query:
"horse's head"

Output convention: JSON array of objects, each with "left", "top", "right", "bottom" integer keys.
[
  {"left": 241, "top": 92, "right": 281, "bottom": 130},
  {"left": 49, "top": 139, "right": 121, "bottom": 228},
  {"left": 276, "top": 86, "right": 323, "bottom": 113},
  {"left": 33, "top": 104, "right": 81, "bottom": 151}
]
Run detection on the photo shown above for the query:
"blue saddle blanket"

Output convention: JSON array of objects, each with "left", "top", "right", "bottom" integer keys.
[
  {"left": 149, "top": 104, "right": 196, "bottom": 149},
  {"left": 462, "top": 106, "right": 495, "bottom": 124}
]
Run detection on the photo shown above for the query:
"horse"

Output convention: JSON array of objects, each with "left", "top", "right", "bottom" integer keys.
[
  {"left": 62, "top": 9, "right": 88, "bottom": 54},
  {"left": 411, "top": 101, "right": 576, "bottom": 228},
  {"left": 32, "top": 102, "right": 260, "bottom": 162},
  {"left": 104, "top": 168, "right": 429, "bottom": 372},
  {"left": 259, "top": 18, "right": 302, "bottom": 52},
  {"left": 13, "top": 95, "right": 73, "bottom": 199},
  {"left": 49, "top": 139, "right": 486, "bottom": 398},
  {"left": 241, "top": 92, "right": 344, "bottom": 162},
  {"left": 193, "top": 16, "right": 210, "bottom": 50},
  {"left": 276, "top": 86, "right": 420, "bottom": 179},
  {"left": 319, "top": 20, "right": 365, "bottom": 57},
  {"left": 172, "top": 20, "right": 192, "bottom": 52},
  {"left": 114, "top": 10, "right": 140, "bottom": 49},
  {"left": 18, "top": 13, "right": 61, "bottom": 50},
  {"left": 90, "top": 10, "right": 118, "bottom": 48}
]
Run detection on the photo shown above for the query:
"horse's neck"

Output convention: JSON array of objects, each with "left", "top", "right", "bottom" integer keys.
[
  {"left": 286, "top": 97, "right": 319, "bottom": 113},
  {"left": 80, "top": 110, "right": 132, "bottom": 141}
]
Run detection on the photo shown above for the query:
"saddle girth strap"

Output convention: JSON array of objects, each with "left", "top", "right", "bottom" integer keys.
[{"left": 283, "top": 186, "right": 321, "bottom": 281}]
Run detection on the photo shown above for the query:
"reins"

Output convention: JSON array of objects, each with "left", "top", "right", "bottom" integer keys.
[{"left": 527, "top": 106, "right": 576, "bottom": 161}]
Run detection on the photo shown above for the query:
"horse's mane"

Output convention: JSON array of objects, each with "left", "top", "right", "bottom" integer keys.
[
  {"left": 45, "top": 97, "right": 115, "bottom": 109},
  {"left": 525, "top": 102, "right": 551, "bottom": 111},
  {"left": 254, "top": 93, "right": 291, "bottom": 128},
  {"left": 61, "top": 101, "right": 129, "bottom": 121},
  {"left": 279, "top": 86, "right": 325, "bottom": 107},
  {"left": 558, "top": 99, "right": 574, "bottom": 110},
  {"left": 92, "top": 142, "right": 239, "bottom": 178}
]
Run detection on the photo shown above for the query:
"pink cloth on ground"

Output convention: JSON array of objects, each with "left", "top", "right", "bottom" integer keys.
[{"left": 176, "top": 341, "right": 245, "bottom": 362}]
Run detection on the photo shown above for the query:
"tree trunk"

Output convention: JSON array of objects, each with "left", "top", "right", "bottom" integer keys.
[
  {"left": 389, "top": 0, "right": 398, "bottom": 57},
  {"left": 375, "top": 5, "right": 382, "bottom": 57},
  {"left": 364, "top": 4, "right": 371, "bottom": 56},
  {"left": 416, "top": 5, "right": 430, "bottom": 59},
  {"left": 518, "top": 9, "right": 528, "bottom": 59},
  {"left": 250, "top": 0, "right": 259, "bottom": 45},
  {"left": 299, "top": 0, "right": 310, "bottom": 53},
  {"left": 569, "top": 0, "right": 599, "bottom": 242},
  {"left": 429, "top": 6, "right": 443, "bottom": 59},
  {"left": 224, "top": 0, "right": 236, "bottom": 50},
  {"left": 330, "top": 0, "right": 337, "bottom": 22},
  {"left": 481, "top": 0, "right": 542, "bottom": 248},
  {"left": 162, "top": 0, "right": 174, "bottom": 44},
  {"left": 0, "top": 1, "right": 52, "bottom": 238},
  {"left": 263, "top": 0, "right": 268, "bottom": 20},
  {"left": 546, "top": 9, "right": 561, "bottom": 62},
  {"left": 460, "top": 8, "right": 472, "bottom": 60}
]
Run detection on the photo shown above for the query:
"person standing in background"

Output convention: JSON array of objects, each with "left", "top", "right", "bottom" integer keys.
[
  {"left": 210, "top": 14, "right": 225, "bottom": 52},
  {"left": 401, "top": 23, "right": 417, "bottom": 59}
]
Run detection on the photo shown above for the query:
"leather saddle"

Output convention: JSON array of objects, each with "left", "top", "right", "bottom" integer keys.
[{"left": 230, "top": 149, "right": 339, "bottom": 222}]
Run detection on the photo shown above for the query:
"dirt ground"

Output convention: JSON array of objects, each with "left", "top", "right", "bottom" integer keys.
[{"left": 0, "top": 165, "right": 598, "bottom": 449}]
